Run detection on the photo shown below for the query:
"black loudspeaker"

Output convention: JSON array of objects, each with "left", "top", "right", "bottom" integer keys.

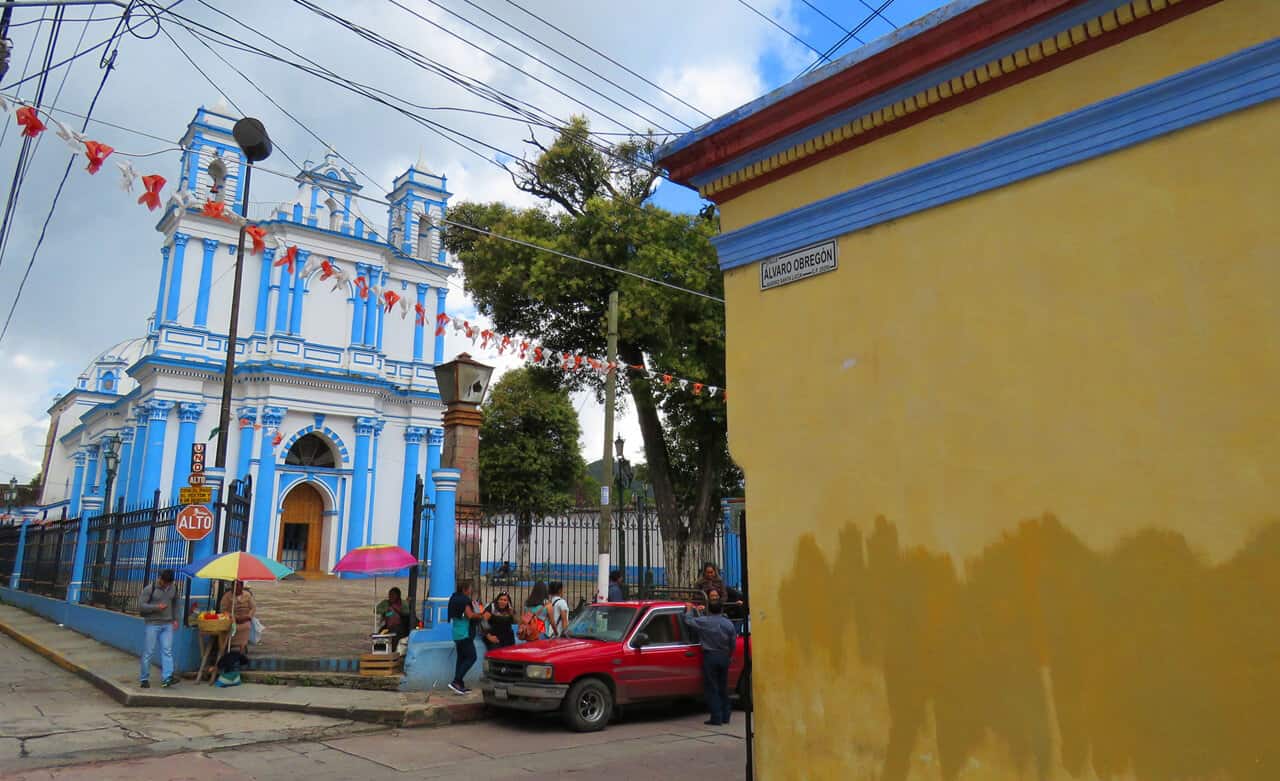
[{"left": 232, "top": 117, "right": 273, "bottom": 163}]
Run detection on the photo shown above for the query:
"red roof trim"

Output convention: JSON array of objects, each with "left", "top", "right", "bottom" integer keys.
[{"left": 662, "top": 0, "right": 1094, "bottom": 185}]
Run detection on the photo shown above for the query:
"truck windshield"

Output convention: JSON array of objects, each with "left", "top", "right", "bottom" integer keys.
[{"left": 566, "top": 605, "right": 639, "bottom": 642}]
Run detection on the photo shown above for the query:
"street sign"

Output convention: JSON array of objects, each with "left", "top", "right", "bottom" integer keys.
[
  {"left": 179, "top": 486, "right": 213, "bottom": 504},
  {"left": 189, "top": 442, "right": 206, "bottom": 481},
  {"left": 188, "top": 474, "right": 205, "bottom": 486},
  {"left": 760, "top": 240, "right": 838, "bottom": 290},
  {"left": 175, "top": 504, "right": 215, "bottom": 542}
]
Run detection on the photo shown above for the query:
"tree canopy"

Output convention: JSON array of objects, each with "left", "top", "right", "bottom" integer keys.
[{"left": 446, "top": 117, "right": 740, "bottom": 583}]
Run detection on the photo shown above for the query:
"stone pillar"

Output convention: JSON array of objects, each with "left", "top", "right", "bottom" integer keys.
[
  {"left": 350, "top": 263, "right": 367, "bottom": 345},
  {"left": 273, "top": 257, "right": 292, "bottom": 334},
  {"left": 164, "top": 233, "right": 189, "bottom": 323},
  {"left": 365, "top": 420, "right": 384, "bottom": 547},
  {"left": 139, "top": 400, "right": 175, "bottom": 501},
  {"left": 433, "top": 287, "right": 447, "bottom": 364},
  {"left": 126, "top": 408, "right": 149, "bottom": 508},
  {"left": 114, "top": 428, "right": 135, "bottom": 511},
  {"left": 170, "top": 401, "right": 206, "bottom": 500},
  {"left": 345, "top": 416, "right": 377, "bottom": 558},
  {"left": 234, "top": 407, "right": 257, "bottom": 480},
  {"left": 425, "top": 427, "right": 443, "bottom": 513},
  {"left": 249, "top": 406, "right": 285, "bottom": 556},
  {"left": 413, "top": 283, "right": 428, "bottom": 361},
  {"left": 153, "top": 246, "right": 170, "bottom": 334},
  {"left": 254, "top": 249, "right": 275, "bottom": 334},
  {"left": 288, "top": 249, "right": 310, "bottom": 334},
  {"left": 398, "top": 427, "right": 426, "bottom": 553},
  {"left": 68, "top": 450, "right": 87, "bottom": 518},
  {"left": 84, "top": 443, "right": 101, "bottom": 499},
  {"left": 362, "top": 269, "right": 379, "bottom": 346}
]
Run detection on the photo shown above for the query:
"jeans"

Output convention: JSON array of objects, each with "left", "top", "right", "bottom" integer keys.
[
  {"left": 454, "top": 637, "right": 477, "bottom": 686},
  {"left": 141, "top": 623, "right": 174, "bottom": 683},
  {"left": 701, "top": 650, "right": 732, "bottom": 724}
]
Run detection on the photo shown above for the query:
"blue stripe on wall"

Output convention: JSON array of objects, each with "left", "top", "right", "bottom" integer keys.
[{"left": 713, "top": 39, "right": 1280, "bottom": 271}]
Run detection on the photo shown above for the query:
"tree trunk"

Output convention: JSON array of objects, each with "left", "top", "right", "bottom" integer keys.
[
  {"left": 662, "top": 536, "right": 715, "bottom": 589},
  {"left": 516, "top": 511, "right": 533, "bottom": 579}
]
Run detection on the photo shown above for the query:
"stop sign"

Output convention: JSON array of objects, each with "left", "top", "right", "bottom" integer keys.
[{"left": 176, "top": 504, "right": 215, "bottom": 542}]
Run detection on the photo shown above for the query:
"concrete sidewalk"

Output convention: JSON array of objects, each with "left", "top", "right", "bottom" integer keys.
[{"left": 0, "top": 603, "right": 484, "bottom": 728}]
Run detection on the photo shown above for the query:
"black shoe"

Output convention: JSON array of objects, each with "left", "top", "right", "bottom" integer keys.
[
  {"left": 139, "top": 680, "right": 150, "bottom": 689},
  {"left": 447, "top": 682, "right": 465, "bottom": 695},
  {"left": 161, "top": 677, "right": 178, "bottom": 688},
  {"left": 704, "top": 719, "right": 722, "bottom": 726}
]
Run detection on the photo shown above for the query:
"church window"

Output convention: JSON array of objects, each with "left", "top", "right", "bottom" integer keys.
[
  {"left": 99, "top": 371, "right": 117, "bottom": 393},
  {"left": 285, "top": 433, "right": 337, "bottom": 468}
]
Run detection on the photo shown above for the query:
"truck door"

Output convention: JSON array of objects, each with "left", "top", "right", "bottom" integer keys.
[{"left": 616, "top": 609, "right": 699, "bottom": 700}]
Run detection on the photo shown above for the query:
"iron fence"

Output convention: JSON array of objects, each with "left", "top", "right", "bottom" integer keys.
[
  {"left": 0, "top": 523, "right": 19, "bottom": 584},
  {"left": 18, "top": 517, "right": 80, "bottom": 599},
  {"left": 456, "top": 505, "right": 725, "bottom": 613},
  {"left": 221, "top": 476, "right": 252, "bottom": 554},
  {"left": 79, "top": 491, "right": 190, "bottom": 614}
]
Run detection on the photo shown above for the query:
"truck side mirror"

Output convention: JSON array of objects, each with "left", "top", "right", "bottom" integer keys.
[{"left": 633, "top": 632, "right": 649, "bottom": 650}]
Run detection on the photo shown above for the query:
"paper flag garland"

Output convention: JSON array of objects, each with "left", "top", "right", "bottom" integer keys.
[
  {"left": 382, "top": 290, "right": 401, "bottom": 314},
  {"left": 244, "top": 225, "right": 267, "bottom": 255},
  {"left": 138, "top": 175, "right": 166, "bottom": 211},
  {"left": 83, "top": 141, "right": 113, "bottom": 174},
  {"left": 117, "top": 160, "right": 137, "bottom": 193},
  {"left": 16, "top": 106, "right": 45, "bottom": 138}
]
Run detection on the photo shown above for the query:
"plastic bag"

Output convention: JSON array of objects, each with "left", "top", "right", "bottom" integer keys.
[{"left": 249, "top": 617, "right": 264, "bottom": 645}]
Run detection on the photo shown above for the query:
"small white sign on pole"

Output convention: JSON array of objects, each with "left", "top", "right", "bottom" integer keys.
[
  {"left": 600, "top": 485, "right": 610, "bottom": 506},
  {"left": 760, "top": 240, "right": 838, "bottom": 290}
]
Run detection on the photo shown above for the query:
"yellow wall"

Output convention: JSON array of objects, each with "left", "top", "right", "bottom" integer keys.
[{"left": 719, "top": 4, "right": 1280, "bottom": 779}]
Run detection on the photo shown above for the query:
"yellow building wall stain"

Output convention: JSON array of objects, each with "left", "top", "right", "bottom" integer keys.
[
  {"left": 719, "top": 0, "right": 1280, "bottom": 233},
  {"left": 721, "top": 85, "right": 1280, "bottom": 780}
]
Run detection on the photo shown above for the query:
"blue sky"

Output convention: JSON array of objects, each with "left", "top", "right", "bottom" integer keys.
[{"left": 650, "top": 0, "right": 950, "bottom": 214}]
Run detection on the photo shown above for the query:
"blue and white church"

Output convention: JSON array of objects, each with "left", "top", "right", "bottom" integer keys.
[{"left": 36, "top": 103, "right": 455, "bottom": 574}]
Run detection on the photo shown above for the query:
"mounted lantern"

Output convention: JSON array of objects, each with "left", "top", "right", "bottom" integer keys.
[{"left": 433, "top": 352, "right": 494, "bottom": 407}]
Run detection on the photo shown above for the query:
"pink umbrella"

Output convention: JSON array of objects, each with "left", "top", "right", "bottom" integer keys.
[{"left": 333, "top": 544, "right": 417, "bottom": 575}]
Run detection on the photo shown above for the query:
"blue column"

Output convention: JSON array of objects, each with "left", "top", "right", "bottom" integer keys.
[
  {"left": 68, "top": 450, "right": 87, "bottom": 518},
  {"left": 434, "top": 287, "right": 447, "bottom": 363},
  {"left": 350, "top": 264, "right": 367, "bottom": 345},
  {"left": 194, "top": 238, "right": 219, "bottom": 328},
  {"left": 424, "top": 468, "right": 460, "bottom": 633},
  {"left": 254, "top": 248, "right": 275, "bottom": 334},
  {"left": 288, "top": 249, "right": 310, "bottom": 334},
  {"left": 164, "top": 233, "right": 189, "bottom": 323},
  {"left": 234, "top": 407, "right": 257, "bottom": 480},
  {"left": 375, "top": 273, "right": 389, "bottom": 351},
  {"left": 273, "top": 258, "right": 292, "bottom": 334},
  {"left": 425, "top": 427, "right": 443, "bottom": 511},
  {"left": 139, "top": 400, "right": 175, "bottom": 501},
  {"left": 84, "top": 443, "right": 101, "bottom": 499},
  {"left": 114, "top": 428, "right": 135, "bottom": 510},
  {"left": 189, "top": 466, "right": 225, "bottom": 602},
  {"left": 362, "top": 270, "right": 379, "bottom": 346},
  {"left": 249, "top": 406, "right": 286, "bottom": 556},
  {"left": 413, "top": 284, "right": 428, "bottom": 361},
  {"left": 153, "top": 246, "right": 170, "bottom": 333},
  {"left": 170, "top": 401, "right": 206, "bottom": 499},
  {"left": 67, "top": 494, "right": 99, "bottom": 602},
  {"left": 9, "top": 520, "right": 28, "bottom": 589},
  {"left": 398, "top": 427, "right": 426, "bottom": 553},
  {"left": 345, "top": 417, "right": 376, "bottom": 557},
  {"left": 126, "top": 410, "right": 148, "bottom": 507},
  {"left": 365, "top": 420, "right": 383, "bottom": 546}
]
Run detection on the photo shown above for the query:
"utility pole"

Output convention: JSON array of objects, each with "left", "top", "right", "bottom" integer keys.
[{"left": 597, "top": 291, "right": 618, "bottom": 602}]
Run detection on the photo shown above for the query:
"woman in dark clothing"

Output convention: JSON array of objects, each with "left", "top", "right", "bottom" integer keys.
[
  {"left": 482, "top": 591, "right": 517, "bottom": 649},
  {"left": 376, "top": 587, "right": 413, "bottom": 650}
]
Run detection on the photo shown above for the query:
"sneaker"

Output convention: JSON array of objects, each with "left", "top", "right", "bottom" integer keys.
[
  {"left": 161, "top": 677, "right": 178, "bottom": 688},
  {"left": 703, "top": 719, "right": 723, "bottom": 726},
  {"left": 139, "top": 681, "right": 150, "bottom": 689},
  {"left": 462, "top": 685, "right": 473, "bottom": 693},
  {"left": 447, "top": 682, "right": 466, "bottom": 696}
]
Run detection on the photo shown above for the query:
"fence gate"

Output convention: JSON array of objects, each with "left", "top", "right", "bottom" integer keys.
[{"left": 220, "top": 477, "right": 252, "bottom": 554}]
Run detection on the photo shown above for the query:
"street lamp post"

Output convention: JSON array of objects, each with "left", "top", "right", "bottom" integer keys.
[
  {"left": 213, "top": 118, "right": 273, "bottom": 477},
  {"left": 101, "top": 438, "right": 120, "bottom": 513},
  {"left": 613, "top": 435, "right": 632, "bottom": 589}
]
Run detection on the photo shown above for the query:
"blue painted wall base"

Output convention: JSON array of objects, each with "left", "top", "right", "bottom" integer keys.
[
  {"left": 0, "top": 587, "right": 202, "bottom": 673},
  {"left": 400, "top": 632, "right": 486, "bottom": 692}
]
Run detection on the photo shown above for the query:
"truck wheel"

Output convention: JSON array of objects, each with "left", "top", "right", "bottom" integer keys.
[
  {"left": 561, "top": 678, "right": 612, "bottom": 732},
  {"left": 735, "top": 667, "right": 752, "bottom": 711}
]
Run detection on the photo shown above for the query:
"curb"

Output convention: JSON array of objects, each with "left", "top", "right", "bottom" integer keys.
[{"left": 0, "top": 612, "right": 482, "bottom": 728}]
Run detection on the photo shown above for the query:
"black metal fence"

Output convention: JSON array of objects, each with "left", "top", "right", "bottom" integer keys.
[
  {"left": 80, "top": 492, "right": 185, "bottom": 613},
  {"left": 456, "top": 505, "right": 725, "bottom": 613},
  {"left": 0, "top": 523, "right": 19, "bottom": 584},
  {"left": 18, "top": 517, "right": 80, "bottom": 600},
  {"left": 221, "top": 476, "right": 252, "bottom": 555}
]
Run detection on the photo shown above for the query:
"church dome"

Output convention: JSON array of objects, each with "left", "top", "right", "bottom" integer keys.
[{"left": 76, "top": 336, "right": 148, "bottom": 395}]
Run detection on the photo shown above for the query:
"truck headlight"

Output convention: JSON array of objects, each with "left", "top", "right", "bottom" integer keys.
[{"left": 525, "top": 664, "right": 553, "bottom": 681}]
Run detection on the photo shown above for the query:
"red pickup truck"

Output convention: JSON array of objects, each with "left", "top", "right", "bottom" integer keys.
[{"left": 479, "top": 600, "right": 749, "bottom": 731}]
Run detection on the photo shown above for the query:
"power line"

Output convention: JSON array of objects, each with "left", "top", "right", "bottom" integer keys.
[
  {"left": 797, "top": 0, "right": 863, "bottom": 43},
  {"left": 448, "top": 0, "right": 692, "bottom": 131},
  {"left": 853, "top": 0, "right": 898, "bottom": 30},
  {"left": 797, "top": 0, "right": 896, "bottom": 77},
  {"left": 387, "top": 0, "right": 674, "bottom": 135},
  {"left": 734, "top": 0, "right": 829, "bottom": 62},
  {"left": 499, "top": 0, "right": 712, "bottom": 121},
  {"left": 0, "top": 13, "right": 46, "bottom": 150}
]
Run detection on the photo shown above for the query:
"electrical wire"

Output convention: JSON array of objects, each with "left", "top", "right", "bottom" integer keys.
[
  {"left": 0, "top": 13, "right": 46, "bottom": 149},
  {"left": 796, "top": 0, "right": 896, "bottom": 77},
  {"left": 500, "top": 0, "right": 712, "bottom": 121},
  {"left": 733, "top": 0, "right": 829, "bottom": 61},
  {"left": 797, "top": 0, "right": 863, "bottom": 43}
]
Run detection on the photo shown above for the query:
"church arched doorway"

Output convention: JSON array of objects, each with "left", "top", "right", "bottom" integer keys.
[{"left": 278, "top": 483, "right": 324, "bottom": 574}]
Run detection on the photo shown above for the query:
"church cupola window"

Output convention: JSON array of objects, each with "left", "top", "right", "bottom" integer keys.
[{"left": 285, "top": 433, "right": 337, "bottom": 468}]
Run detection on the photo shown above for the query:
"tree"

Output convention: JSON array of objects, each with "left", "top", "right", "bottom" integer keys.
[
  {"left": 446, "top": 117, "right": 741, "bottom": 586},
  {"left": 479, "top": 367, "right": 585, "bottom": 577}
]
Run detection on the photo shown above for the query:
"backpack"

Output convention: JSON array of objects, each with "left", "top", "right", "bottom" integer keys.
[
  {"left": 518, "top": 610, "right": 545, "bottom": 642},
  {"left": 548, "top": 597, "right": 569, "bottom": 637}
]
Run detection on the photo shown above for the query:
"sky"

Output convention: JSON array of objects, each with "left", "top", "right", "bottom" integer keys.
[{"left": 0, "top": 0, "right": 948, "bottom": 486}]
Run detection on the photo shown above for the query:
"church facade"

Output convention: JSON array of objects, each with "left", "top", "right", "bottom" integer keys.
[{"left": 37, "top": 104, "right": 454, "bottom": 574}]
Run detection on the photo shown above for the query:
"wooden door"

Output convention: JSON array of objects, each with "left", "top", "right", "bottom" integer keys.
[{"left": 279, "top": 483, "right": 324, "bottom": 573}]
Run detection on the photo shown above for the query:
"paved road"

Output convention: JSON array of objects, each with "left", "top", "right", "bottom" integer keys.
[{"left": 0, "top": 633, "right": 746, "bottom": 780}]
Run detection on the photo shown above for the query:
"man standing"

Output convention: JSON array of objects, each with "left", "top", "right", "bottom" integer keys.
[
  {"left": 447, "top": 579, "right": 482, "bottom": 695},
  {"left": 607, "top": 569, "right": 625, "bottom": 602},
  {"left": 683, "top": 588, "right": 737, "bottom": 726},
  {"left": 138, "top": 568, "right": 179, "bottom": 689}
]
